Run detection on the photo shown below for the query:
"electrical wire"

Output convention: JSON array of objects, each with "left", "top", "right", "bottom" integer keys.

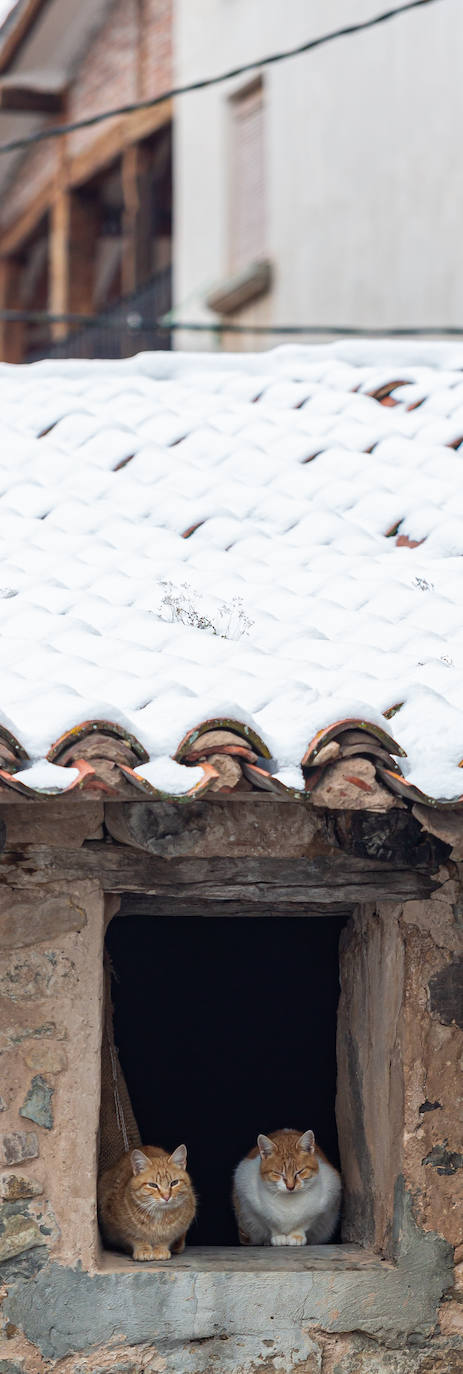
[
  {"left": 0, "top": 0, "right": 444, "bottom": 158},
  {"left": 1, "top": 308, "right": 463, "bottom": 337}
]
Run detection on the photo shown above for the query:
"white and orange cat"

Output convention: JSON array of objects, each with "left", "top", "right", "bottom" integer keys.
[
  {"left": 233, "top": 1128, "right": 341, "bottom": 1246},
  {"left": 98, "top": 1145, "right": 196, "bottom": 1260}
]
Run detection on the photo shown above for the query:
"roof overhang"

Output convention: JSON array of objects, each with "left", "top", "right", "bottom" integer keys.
[{"left": 0, "top": 0, "right": 116, "bottom": 196}]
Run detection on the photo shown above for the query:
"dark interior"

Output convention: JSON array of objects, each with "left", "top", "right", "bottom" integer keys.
[{"left": 106, "top": 911, "right": 345, "bottom": 1246}]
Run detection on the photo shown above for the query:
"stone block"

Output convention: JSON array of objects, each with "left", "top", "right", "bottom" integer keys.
[
  {"left": 19, "top": 1077, "right": 54, "bottom": 1130},
  {"left": 0, "top": 890, "right": 87, "bottom": 950},
  {"left": 0, "top": 1214, "right": 43, "bottom": 1261},
  {"left": 311, "top": 757, "right": 396, "bottom": 811},
  {"left": 22, "top": 1042, "right": 67, "bottom": 1074},
  {"left": 0, "top": 1133, "right": 39, "bottom": 1165},
  {"left": 0, "top": 1023, "right": 56, "bottom": 1055},
  {"left": 313, "top": 1336, "right": 463, "bottom": 1372},
  {"left": 0, "top": 949, "right": 76, "bottom": 1002},
  {"left": 428, "top": 957, "right": 463, "bottom": 1029},
  {"left": 0, "top": 1174, "right": 43, "bottom": 1201}
]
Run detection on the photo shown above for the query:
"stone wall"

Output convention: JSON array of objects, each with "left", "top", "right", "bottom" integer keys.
[
  {"left": 337, "top": 874, "right": 462, "bottom": 1273},
  {"left": 0, "top": 876, "right": 104, "bottom": 1271},
  {"left": 0, "top": 802, "right": 461, "bottom": 1374}
]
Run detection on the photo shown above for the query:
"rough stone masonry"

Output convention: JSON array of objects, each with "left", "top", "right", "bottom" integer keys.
[{"left": 0, "top": 798, "right": 461, "bottom": 1374}]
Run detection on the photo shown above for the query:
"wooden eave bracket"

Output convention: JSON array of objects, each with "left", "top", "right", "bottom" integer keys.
[{"left": 0, "top": 83, "right": 64, "bottom": 114}]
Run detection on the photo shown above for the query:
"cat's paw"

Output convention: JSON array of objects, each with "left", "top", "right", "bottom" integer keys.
[
  {"left": 132, "top": 1243, "right": 171, "bottom": 1261},
  {"left": 271, "top": 1232, "right": 306, "bottom": 1247}
]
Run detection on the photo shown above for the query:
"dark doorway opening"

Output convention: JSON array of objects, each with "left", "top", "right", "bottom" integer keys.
[{"left": 105, "top": 911, "right": 346, "bottom": 1246}]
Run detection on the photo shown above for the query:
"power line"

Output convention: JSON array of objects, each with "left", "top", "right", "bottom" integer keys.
[
  {"left": 1, "top": 307, "right": 463, "bottom": 338},
  {"left": 0, "top": 0, "right": 444, "bottom": 158}
]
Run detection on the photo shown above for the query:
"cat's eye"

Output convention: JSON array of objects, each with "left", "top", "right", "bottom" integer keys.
[{"left": 170, "top": 1179, "right": 179, "bottom": 1187}]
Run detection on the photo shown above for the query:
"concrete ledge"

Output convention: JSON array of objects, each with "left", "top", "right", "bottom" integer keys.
[{"left": 4, "top": 1194, "right": 453, "bottom": 1357}]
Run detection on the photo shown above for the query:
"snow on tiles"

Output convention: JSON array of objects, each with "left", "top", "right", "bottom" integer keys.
[{"left": 0, "top": 342, "right": 462, "bottom": 801}]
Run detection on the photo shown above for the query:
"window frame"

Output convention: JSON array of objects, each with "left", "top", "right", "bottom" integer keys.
[{"left": 228, "top": 76, "right": 267, "bottom": 278}]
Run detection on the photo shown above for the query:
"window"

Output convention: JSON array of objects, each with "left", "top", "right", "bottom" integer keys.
[
  {"left": 15, "top": 840, "right": 445, "bottom": 1353},
  {"left": 230, "top": 81, "right": 266, "bottom": 274},
  {"left": 103, "top": 909, "right": 345, "bottom": 1247}
]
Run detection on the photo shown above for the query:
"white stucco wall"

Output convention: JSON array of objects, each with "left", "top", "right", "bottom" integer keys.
[{"left": 173, "top": 0, "right": 463, "bottom": 346}]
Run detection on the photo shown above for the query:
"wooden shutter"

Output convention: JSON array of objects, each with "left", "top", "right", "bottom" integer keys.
[{"left": 230, "top": 83, "right": 265, "bottom": 274}]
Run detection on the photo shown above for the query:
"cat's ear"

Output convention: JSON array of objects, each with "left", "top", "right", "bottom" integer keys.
[
  {"left": 170, "top": 1144, "right": 187, "bottom": 1170},
  {"left": 131, "top": 1149, "right": 151, "bottom": 1175},
  {"left": 298, "top": 1130, "right": 315, "bottom": 1154},
  {"left": 257, "top": 1133, "right": 275, "bottom": 1159}
]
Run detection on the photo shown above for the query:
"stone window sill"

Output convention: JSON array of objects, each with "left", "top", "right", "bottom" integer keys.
[{"left": 206, "top": 258, "right": 272, "bottom": 315}]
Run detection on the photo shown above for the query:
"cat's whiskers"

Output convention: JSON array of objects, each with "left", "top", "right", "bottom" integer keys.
[
  {"left": 137, "top": 1196, "right": 168, "bottom": 1216},
  {"left": 137, "top": 1193, "right": 182, "bottom": 1216}
]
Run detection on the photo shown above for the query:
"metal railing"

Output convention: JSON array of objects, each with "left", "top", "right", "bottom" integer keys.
[{"left": 26, "top": 267, "right": 172, "bottom": 361}]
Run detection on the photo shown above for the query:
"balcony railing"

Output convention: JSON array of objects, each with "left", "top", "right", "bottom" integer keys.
[{"left": 26, "top": 267, "right": 172, "bottom": 362}]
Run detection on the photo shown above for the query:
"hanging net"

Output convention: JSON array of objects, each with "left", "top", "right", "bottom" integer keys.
[{"left": 98, "top": 951, "right": 141, "bottom": 1175}]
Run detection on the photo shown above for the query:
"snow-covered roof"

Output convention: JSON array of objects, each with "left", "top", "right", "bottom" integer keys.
[{"left": 1, "top": 341, "right": 463, "bottom": 805}]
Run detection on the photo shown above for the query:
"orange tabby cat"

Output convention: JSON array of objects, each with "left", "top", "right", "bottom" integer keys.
[
  {"left": 233, "top": 1128, "right": 341, "bottom": 1246},
  {"left": 98, "top": 1145, "right": 196, "bottom": 1260}
]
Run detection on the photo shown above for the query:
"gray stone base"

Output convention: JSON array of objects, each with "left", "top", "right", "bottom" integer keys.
[{"left": 4, "top": 1201, "right": 453, "bottom": 1360}]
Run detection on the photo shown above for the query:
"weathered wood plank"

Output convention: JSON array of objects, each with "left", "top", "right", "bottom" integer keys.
[
  {"left": 101, "top": 1243, "right": 388, "bottom": 1273},
  {"left": 0, "top": 844, "right": 437, "bottom": 901},
  {"left": 104, "top": 797, "right": 329, "bottom": 859},
  {"left": 118, "top": 894, "right": 354, "bottom": 919}
]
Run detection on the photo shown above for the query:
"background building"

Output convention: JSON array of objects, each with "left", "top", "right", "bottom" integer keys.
[
  {"left": 173, "top": 0, "right": 463, "bottom": 347},
  {"left": 1, "top": 0, "right": 463, "bottom": 361},
  {"left": 0, "top": 0, "right": 172, "bottom": 361}
]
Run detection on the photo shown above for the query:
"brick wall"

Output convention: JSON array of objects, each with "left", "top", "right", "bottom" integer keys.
[
  {"left": 67, "top": 0, "right": 140, "bottom": 160},
  {"left": 141, "top": 0, "right": 172, "bottom": 101}
]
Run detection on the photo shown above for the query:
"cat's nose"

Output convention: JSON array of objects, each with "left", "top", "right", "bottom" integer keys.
[
  {"left": 286, "top": 1181, "right": 295, "bottom": 1191},
  {"left": 161, "top": 1192, "right": 170, "bottom": 1201}
]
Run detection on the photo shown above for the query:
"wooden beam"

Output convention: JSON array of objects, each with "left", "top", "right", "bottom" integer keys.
[
  {"left": 0, "top": 86, "right": 64, "bottom": 114},
  {"left": 121, "top": 141, "right": 152, "bottom": 295},
  {"left": 0, "top": 0, "right": 47, "bottom": 75},
  {"left": 68, "top": 101, "right": 172, "bottom": 192},
  {"left": 0, "top": 180, "right": 53, "bottom": 257},
  {"left": 0, "top": 256, "right": 24, "bottom": 362},
  {"left": 49, "top": 188, "right": 99, "bottom": 337},
  {"left": 0, "top": 844, "right": 438, "bottom": 901},
  {"left": 119, "top": 894, "right": 354, "bottom": 919},
  {"left": 49, "top": 192, "right": 68, "bottom": 338}
]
